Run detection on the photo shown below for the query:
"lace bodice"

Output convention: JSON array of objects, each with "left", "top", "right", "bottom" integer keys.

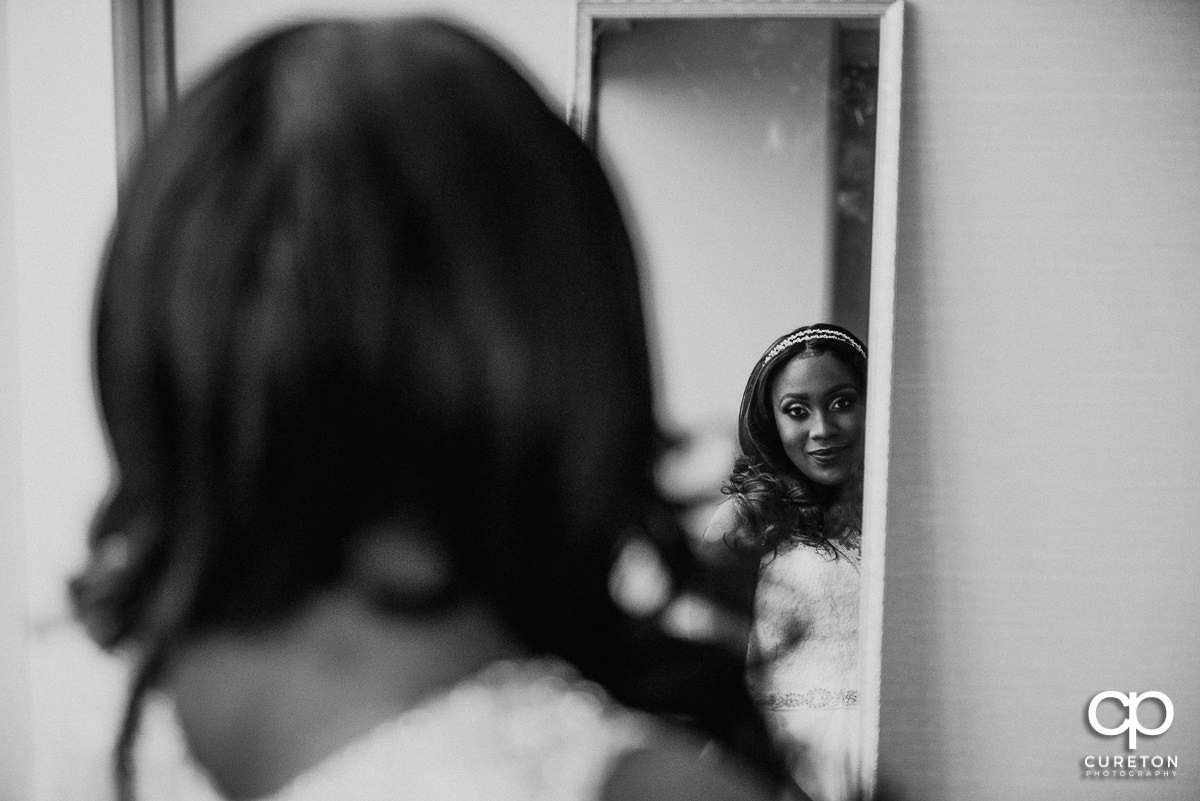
[
  {"left": 750, "top": 541, "right": 860, "bottom": 710},
  {"left": 262, "top": 658, "right": 653, "bottom": 801}
]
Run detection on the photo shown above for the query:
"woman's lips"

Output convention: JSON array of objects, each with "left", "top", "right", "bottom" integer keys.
[{"left": 808, "top": 447, "right": 847, "bottom": 464}]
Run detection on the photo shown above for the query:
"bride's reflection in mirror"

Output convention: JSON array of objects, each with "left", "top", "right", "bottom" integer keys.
[
  {"left": 574, "top": 5, "right": 904, "bottom": 798},
  {"left": 702, "top": 324, "right": 866, "bottom": 801}
]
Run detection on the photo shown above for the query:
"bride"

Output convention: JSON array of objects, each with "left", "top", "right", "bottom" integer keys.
[{"left": 705, "top": 324, "right": 867, "bottom": 801}]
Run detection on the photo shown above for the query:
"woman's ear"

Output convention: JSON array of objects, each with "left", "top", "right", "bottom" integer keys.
[{"left": 346, "top": 522, "right": 459, "bottom": 613}]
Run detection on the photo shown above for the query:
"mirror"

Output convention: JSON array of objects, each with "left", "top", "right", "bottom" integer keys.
[{"left": 571, "top": 1, "right": 903, "bottom": 797}]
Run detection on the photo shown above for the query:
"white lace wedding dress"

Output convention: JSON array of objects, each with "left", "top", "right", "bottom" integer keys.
[
  {"left": 259, "top": 658, "right": 654, "bottom": 801},
  {"left": 751, "top": 541, "right": 862, "bottom": 801}
]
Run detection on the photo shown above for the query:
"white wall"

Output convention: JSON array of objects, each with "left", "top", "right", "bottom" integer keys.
[
  {"left": 1, "top": 1, "right": 122, "bottom": 800},
  {"left": 0, "top": 1, "right": 33, "bottom": 798},
  {"left": 595, "top": 18, "right": 836, "bottom": 436},
  {"left": 174, "top": 0, "right": 575, "bottom": 103},
  {"left": 878, "top": 1, "right": 1200, "bottom": 799}
]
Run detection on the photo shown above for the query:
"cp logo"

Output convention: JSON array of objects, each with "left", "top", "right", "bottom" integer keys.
[{"left": 1088, "top": 691, "right": 1173, "bottom": 749}]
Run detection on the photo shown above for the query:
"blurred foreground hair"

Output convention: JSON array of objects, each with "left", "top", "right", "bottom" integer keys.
[{"left": 71, "top": 17, "right": 789, "bottom": 799}]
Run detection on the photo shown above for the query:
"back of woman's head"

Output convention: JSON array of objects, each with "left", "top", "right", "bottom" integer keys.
[
  {"left": 78, "top": 16, "right": 656, "bottom": 662},
  {"left": 75, "top": 19, "right": 791, "bottom": 796}
]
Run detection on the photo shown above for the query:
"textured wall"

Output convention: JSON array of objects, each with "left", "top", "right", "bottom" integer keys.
[{"left": 878, "top": 1, "right": 1200, "bottom": 798}]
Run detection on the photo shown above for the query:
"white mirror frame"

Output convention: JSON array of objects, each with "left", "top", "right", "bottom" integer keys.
[{"left": 569, "top": 2, "right": 903, "bottom": 794}]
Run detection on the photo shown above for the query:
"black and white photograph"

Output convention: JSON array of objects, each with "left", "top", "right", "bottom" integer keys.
[{"left": 0, "top": 1, "right": 1197, "bottom": 800}]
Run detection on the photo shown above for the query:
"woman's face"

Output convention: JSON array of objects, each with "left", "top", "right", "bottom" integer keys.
[{"left": 769, "top": 351, "right": 865, "bottom": 487}]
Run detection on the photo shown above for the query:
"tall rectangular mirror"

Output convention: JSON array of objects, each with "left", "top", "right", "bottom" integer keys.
[{"left": 571, "top": 2, "right": 903, "bottom": 797}]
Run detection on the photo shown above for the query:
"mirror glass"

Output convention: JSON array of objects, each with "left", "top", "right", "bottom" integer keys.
[
  {"left": 576, "top": 9, "right": 886, "bottom": 519},
  {"left": 572, "top": 3, "right": 903, "bottom": 798}
]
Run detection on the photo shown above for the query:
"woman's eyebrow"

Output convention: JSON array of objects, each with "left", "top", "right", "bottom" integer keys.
[{"left": 776, "top": 384, "right": 861, "bottom": 406}]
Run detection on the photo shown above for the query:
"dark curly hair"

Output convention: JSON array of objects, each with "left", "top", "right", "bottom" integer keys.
[
  {"left": 723, "top": 324, "right": 867, "bottom": 557},
  {"left": 72, "top": 18, "right": 790, "bottom": 800}
]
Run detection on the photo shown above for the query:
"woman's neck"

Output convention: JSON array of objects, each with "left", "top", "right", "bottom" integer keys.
[
  {"left": 167, "top": 591, "right": 521, "bottom": 800},
  {"left": 825, "top": 470, "right": 863, "bottom": 506}
]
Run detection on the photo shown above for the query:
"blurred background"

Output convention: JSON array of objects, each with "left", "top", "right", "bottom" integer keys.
[{"left": 1, "top": 1, "right": 1198, "bottom": 800}]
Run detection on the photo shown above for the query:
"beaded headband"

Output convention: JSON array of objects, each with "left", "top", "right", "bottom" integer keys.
[{"left": 762, "top": 327, "right": 867, "bottom": 366}]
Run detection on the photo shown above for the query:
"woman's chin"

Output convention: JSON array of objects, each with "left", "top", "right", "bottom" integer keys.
[
  {"left": 804, "top": 467, "right": 850, "bottom": 488},
  {"left": 802, "top": 463, "right": 866, "bottom": 494}
]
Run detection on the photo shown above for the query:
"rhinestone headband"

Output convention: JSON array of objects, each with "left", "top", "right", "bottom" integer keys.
[{"left": 762, "top": 328, "right": 866, "bottom": 366}]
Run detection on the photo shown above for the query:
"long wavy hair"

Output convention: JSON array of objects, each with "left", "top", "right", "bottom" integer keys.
[
  {"left": 724, "top": 324, "right": 868, "bottom": 557},
  {"left": 72, "top": 18, "right": 789, "bottom": 800}
]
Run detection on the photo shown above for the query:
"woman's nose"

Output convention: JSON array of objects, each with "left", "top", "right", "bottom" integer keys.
[{"left": 810, "top": 411, "right": 836, "bottom": 440}]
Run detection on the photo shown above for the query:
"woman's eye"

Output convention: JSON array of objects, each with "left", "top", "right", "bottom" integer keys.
[
  {"left": 783, "top": 405, "right": 808, "bottom": 419},
  {"left": 830, "top": 394, "right": 858, "bottom": 411}
]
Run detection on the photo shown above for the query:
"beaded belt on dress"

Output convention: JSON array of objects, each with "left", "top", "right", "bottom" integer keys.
[{"left": 755, "top": 688, "right": 858, "bottom": 710}]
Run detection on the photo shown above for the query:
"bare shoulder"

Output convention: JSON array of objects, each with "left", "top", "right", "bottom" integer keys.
[
  {"left": 697, "top": 498, "right": 758, "bottom": 574},
  {"left": 601, "top": 737, "right": 780, "bottom": 801},
  {"left": 700, "top": 498, "right": 740, "bottom": 548},
  {"left": 702, "top": 498, "right": 739, "bottom": 541}
]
